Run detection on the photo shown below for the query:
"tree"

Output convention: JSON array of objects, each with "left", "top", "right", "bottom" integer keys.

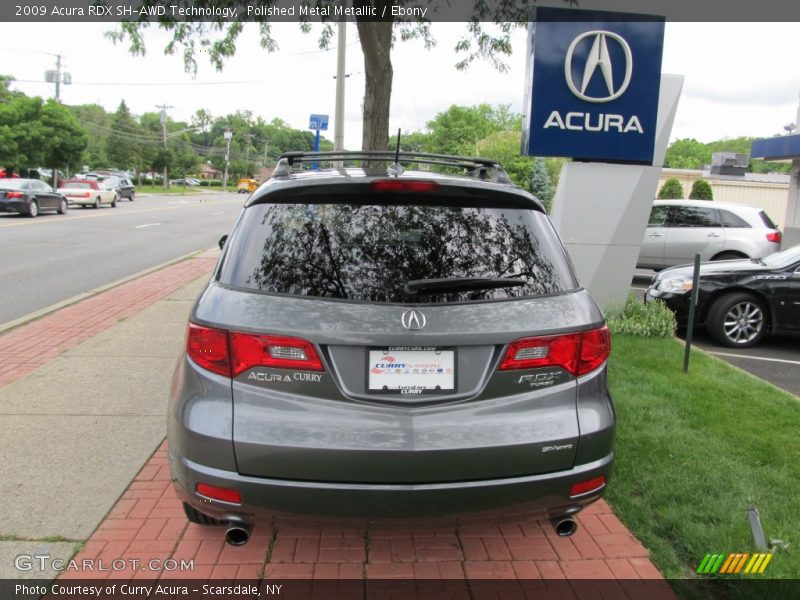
[
  {"left": 475, "top": 129, "right": 532, "bottom": 190},
  {"left": 426, "top": 104, "right": 521, "bottom": 156},
  {"left": 664, "top": 138, "right": 709, "bottom": 170},
  {"left": 689, "top": 179, "right": 713, "bottom": 200},
  {"left": 107, "top": 100, "right": 140, "bottom": 170},
  {"left": 658, "top": 178, "right": 685, "bottom": 200},
  {"left": 530, "top": 157, "right": 554, "bottom": 212},
  {"left": 108, "top": 2, "right": 536, "bottom": 151}
]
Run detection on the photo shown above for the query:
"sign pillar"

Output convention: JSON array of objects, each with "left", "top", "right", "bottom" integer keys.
[{"left": 309, "top": 114, "right": 329, "bottom": 170}]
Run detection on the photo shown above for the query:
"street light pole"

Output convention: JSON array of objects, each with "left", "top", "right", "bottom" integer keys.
[
  {"left": 334, "top": 18, "right": 346, "bottom": 151},
  {"left": 223, "top": 128, "right": 233, "bottom": 192}
]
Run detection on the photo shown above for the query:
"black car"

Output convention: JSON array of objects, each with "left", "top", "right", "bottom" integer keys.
[
  {"left": 646, "top": 245, "right": 800, "bottom": 347},
  {"left": 0, "top": 178, "right": 67, "bottom": 218},
  {"left": 102, "top": 176, "right": 136, "bottom": 201}
]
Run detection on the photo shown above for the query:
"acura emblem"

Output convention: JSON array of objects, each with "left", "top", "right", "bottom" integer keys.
[
  {"left": 401, "top": 310, "right": 426, "bottom": 330},
  {"left": 565, "top": 30, "right": 633, "bottom": 103}
]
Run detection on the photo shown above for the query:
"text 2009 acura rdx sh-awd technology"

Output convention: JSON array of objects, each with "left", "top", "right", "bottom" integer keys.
[{"left": 168, "top": 152, "right": 615, "bottom": 546}]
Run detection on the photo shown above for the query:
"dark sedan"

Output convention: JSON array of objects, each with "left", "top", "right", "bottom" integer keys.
[
  {"left": 102, "top": 176, "right": 136, "bottom": 201},
  {"left": 646, "top": 245, "right": 800, "bottom": 347},
  {"left": 0, "top": 178, "right": 67, "bottom": 218}
]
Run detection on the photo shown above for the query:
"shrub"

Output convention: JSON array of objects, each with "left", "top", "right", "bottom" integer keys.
[
  {"left": 689, "top": 179, "right": 713, "bottom": 200},
  {"left": 658, "top": 178, "right": 684, "bottom": 199},
  {"left": 607, "top": 293, "right": 676, "bottom": 338}
]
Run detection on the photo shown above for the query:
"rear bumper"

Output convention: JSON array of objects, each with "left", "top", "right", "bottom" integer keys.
[
  {"left": 0, "top": 200, "right": 27, "bottom": 213},
  {"left": 170, "top": 449, "right": 613, "bottom": 521}
]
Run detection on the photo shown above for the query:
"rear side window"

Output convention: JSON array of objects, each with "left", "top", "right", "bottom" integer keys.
[
  {"left": 219, "top": 202, "right": 578, "bottom": 303},
  {"left": 758, "top": 210, "right": 778, "bottom": 229},
  {"left": 720, "top": 210, "right": 750, "bottom": 228},
  {"left": 648, "top": 206, "right": 668, "bottom": 226},
  {"left": 668, "top": 206, "right": 721, "bottom": 227}
]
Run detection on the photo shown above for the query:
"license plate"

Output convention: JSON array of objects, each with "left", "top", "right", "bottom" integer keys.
[{"left": 368, "top": 347, "right": 455, "bottom": 395}]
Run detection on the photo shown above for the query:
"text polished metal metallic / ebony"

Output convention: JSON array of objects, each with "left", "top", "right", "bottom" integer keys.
[
  {"left": 167, "top": 151, "right": 615, "bottom": 545},
  {"left": 647, "top": 245, "right": 800, "bottom": 347}
]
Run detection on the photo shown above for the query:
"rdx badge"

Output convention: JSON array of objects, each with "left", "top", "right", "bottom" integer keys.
[{"left": 517, "top": 371, "right": 561, "bottom": 388}]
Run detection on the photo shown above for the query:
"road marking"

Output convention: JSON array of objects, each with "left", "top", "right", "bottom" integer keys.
[
  {"left": 135, "top": 223, "right": 161, "bottom": 229},
  {"left": 707, "top": 351, "right": 800, "bottom": 366}
]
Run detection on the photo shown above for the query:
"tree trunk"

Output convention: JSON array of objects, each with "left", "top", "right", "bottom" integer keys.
[{"left": 356, "top": 18, "right": 393, "bottom": 152}]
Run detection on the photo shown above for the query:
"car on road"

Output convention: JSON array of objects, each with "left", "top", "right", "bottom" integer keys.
[
  {"left": 168, "top": 151, "right": 615, "bottom": 546},
  {"left": 236, "top": 178, "right": 258, "bottom": 194},
  {"left": 102, "top": 176, "right": 136, "bottom": 201},
  {"left": 0, "top": 178, "right": 67, "bottom": 217},
  {"left": 646, "top": 245, "right": 800, "bottom": 347},
  {"left": 57, "top": 179, "right": 117, "bottom": 209},
  {"left": 638, "top": 200, "right": 782, "bottom": 271},
  {"left": 170, "top": 178, "right": 201, "bottom": 186}
]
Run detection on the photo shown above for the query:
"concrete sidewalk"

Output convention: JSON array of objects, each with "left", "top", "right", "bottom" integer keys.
[
  {"left": 0, "top": 252, "right": 674, "bottom": 595},
  {"left": 0, "top": 252, "right": 216, "bottom": 577}
]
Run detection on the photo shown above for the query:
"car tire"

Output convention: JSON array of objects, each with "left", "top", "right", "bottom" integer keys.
[
  {"left": 129, "top": 192, "right": 135, "bottom": 202},
  {"left": 707, "top": 292, "right": 767, "bottom": 348},
  {"left": 111, "top": 195, "right": 118, "bottom": 208},
  {"left": 57, "top": 199, "right": 67, "bottom": 214},
  {"left": 712, "top": 252, "right": 746, "bottom": 261},
  {"left": 94, "top": 197, "right": 101, "bottom": 209},
  {"left": 182, "top": 502, "right": 222, "bottom": 526},
  {"left": 28, "top": 200, "right": 38, "bottom": 218}
]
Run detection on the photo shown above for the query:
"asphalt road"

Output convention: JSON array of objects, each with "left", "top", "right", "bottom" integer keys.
[
  {"left": 0, "top": 192, "right": 242, "bottom": 325},
  {"left": 631, "top": 271, "right": 800, "bottom": 397}
]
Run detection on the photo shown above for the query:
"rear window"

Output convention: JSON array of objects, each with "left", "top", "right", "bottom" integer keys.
[
  {"left": 668, "top": 206, "right": 722, "bottom": 227},
  {"left": 219, "top": 202, "right": 577, "bottom": 303},
  {"left": 758, "top": 210, "right": 778, "bottom": 230},
  {"left": 63, "top": 182, "right": 92, "bottom": 189},
  {"left": 720, "top": 209, "right": 750, "bottom": 228},
  {"left": 0, "top": 179, "right": 28, "bottom": 190}
]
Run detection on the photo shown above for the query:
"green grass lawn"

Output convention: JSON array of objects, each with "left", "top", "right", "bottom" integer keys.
[{"left": 606, "top": 335, "right": 799, "bottom": 596}]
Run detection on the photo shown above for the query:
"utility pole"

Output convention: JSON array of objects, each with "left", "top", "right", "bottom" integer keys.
[
  {"left": 157, "top": 103, "right": 173, "bottom": 188},
  {"left": 334, "top": 18, "right": 347, "bottom": 152},
  {"left": 223, "top": 128, "right": 233, "bottom": 192},
  {"left": 45, "top": 54, "right": 70, "bottom": 103},
  {"left": 55, "top": 54, "right": 62, "bottom": 102},
  {"left": 264, "top": 140, "right": 270, "bottom": 168}
]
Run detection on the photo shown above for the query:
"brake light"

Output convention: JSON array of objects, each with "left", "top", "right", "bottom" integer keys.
[
  {"left": 5, "top": 191, "right": 23, "bottom": 198},
  {"left": 229, "top": 332, "right": 324, "bottom": 375},
  {"left": 766, "top": 231, "right": 782, "bottom": 243},
  {"left": 499, "top": 326, "right": 610, "bottom": 376},
  {"left": 186, "top": 323, "right": 231, "bottom": 377},
  {"left": 196, "top": 483, "right": 241, "bottom": 504},
  {"left": 370, "top": 179, "right": 440, "bottom": 193},
  {"left": 570, "top": 475, "right": 606, "bottom": 498}
]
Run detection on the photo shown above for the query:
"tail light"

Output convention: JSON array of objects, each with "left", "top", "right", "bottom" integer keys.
[
  {"left": 5, "top": 191, "right": 24, "bottom": 199},
  {"left": 186, "top": 323, "right": 324, "bottom": 377},
  {"left": 499, "top": 326, "right": 610, "bottom": 376},
  {"left": 370, "top": 180, "right": 440, "bottom": 193},
  {"left": 570, "top": 475, "right": 606, "bottom": 498},
  {"left": 229, "top": 332, "right": 324, "bottom": 375},
  {"left": 766, "top": 231, "right": 782, "bottom": 243},
  {"left": 186, "top": 323, "right": 231, "bottom": 377}
]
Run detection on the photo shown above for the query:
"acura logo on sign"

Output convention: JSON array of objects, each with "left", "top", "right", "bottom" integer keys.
[
  {"left": 565, "top": 31, "right": 633, "bottom": 103},
  {"left": 400, "top": 310, "right": 426, "bottom": 330}
]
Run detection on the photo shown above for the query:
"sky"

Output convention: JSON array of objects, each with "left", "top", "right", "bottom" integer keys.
[{"left": 2, "top": 21, "right": 800, "bottom": 150}]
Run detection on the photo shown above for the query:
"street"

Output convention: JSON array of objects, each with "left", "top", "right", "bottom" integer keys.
[{"left": 0, "top": 192, "right": 242, "bottom": 325}]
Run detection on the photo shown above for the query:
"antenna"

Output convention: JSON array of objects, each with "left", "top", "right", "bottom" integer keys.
[{"left": 388, "top": 129, "right": 405, "bottom": 176}]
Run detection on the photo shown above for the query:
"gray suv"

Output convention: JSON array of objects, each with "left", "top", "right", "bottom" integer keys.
[{"left": 168, "top": 151, "right": 615, "bottom": 546}]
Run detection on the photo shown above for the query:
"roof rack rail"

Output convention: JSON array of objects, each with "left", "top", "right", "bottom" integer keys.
[{"left": 271, "top": 151, "right": 512, "bottom": 184}]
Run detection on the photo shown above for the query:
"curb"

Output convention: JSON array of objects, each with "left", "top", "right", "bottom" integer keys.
[{"left": 0, "top": 249, "right": 207, "bottom": 336}]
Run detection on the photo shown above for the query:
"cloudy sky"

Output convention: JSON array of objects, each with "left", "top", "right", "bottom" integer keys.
[{"left": 2, "top": 21, "right": 799, "bottom": 149}]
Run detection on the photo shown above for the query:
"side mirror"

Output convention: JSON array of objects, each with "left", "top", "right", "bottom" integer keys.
[{"left": 218, "top": 235, "right": 228, "bottom": 250}]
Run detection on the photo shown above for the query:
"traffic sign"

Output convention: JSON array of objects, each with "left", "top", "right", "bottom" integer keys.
[{"left": 309, "top": 114, "right": 329, "bottom": 131}]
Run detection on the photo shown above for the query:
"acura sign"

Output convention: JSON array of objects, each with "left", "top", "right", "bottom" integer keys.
[{"left": 522, "top": 8, "right": 665, "bottom": 164}]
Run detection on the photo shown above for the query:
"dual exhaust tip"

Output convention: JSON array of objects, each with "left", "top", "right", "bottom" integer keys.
[{"left": 221, "top": 517, "right": 576, "bottom": 546}]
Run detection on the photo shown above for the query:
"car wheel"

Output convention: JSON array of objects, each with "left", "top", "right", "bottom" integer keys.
[
  {"left": 94, "top": 197, "right": 101, "bottom": 209},
  {"left": 129, "top": 192, "right": 135, "bottom": 202},
  {"left": 28, "top": 200, "right": 38, "bottom": 218},
  {"left": 57, "top": 199, "right": 67, "bottom": 214},
  {"left": 707, "top": 292, "right": 767, "bottom": 348},
  {"left": 111, "top": 195, "right": 118, "bottom": 208},
  {"left": 182, "top": 502, "right": 222, "bottom": 526},
  {"left": 712, "top": 252, "right": 746, "bottom": 261}
]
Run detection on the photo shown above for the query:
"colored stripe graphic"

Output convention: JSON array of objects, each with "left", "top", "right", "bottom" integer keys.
[{"left": 699, "top": 553, "right": 773, "bottom": 575}]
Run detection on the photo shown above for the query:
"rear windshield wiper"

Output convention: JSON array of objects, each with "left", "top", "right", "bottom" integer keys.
[{"left": 404, "top": 276, "right": 526, "bottom": 295}]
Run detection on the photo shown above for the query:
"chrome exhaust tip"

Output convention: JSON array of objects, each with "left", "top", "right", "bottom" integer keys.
[
  {"left": 552, "top": 517, "right": 578, "bottom": 537},
  {"left": 224, "top": 522, "right": 252, "bottom": 546}
]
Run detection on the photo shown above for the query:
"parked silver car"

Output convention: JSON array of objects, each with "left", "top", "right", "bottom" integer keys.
[
  {"left": 168, "top": 151, "right": 615, "bottom": 546},
  {"left": 638, "top": 200, "right": 782, "bottom": 270}
]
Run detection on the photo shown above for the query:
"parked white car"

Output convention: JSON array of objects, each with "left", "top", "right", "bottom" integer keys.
[
  {"left": 57, "top": 180, "right": 118, "bottom": 208},
  {"left": 638, "top": 200, "right": 782, "bottom": 270}
]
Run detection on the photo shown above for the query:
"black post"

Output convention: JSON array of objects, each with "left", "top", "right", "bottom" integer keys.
[{"left": 683, "top": 253, "right": 702, "bottom": 373}]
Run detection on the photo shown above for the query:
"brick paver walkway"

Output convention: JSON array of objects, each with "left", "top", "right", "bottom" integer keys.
[
  {"left": 0, "top": 257, "right": 216, "bottom": 389},
  {"left": 61, "top": 443, "right": 676, "bottom": 597}
]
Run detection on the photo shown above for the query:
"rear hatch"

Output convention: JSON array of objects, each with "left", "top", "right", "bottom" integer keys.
[{"left": 202, "top": 180, "right": 606, "bottom": 484}]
